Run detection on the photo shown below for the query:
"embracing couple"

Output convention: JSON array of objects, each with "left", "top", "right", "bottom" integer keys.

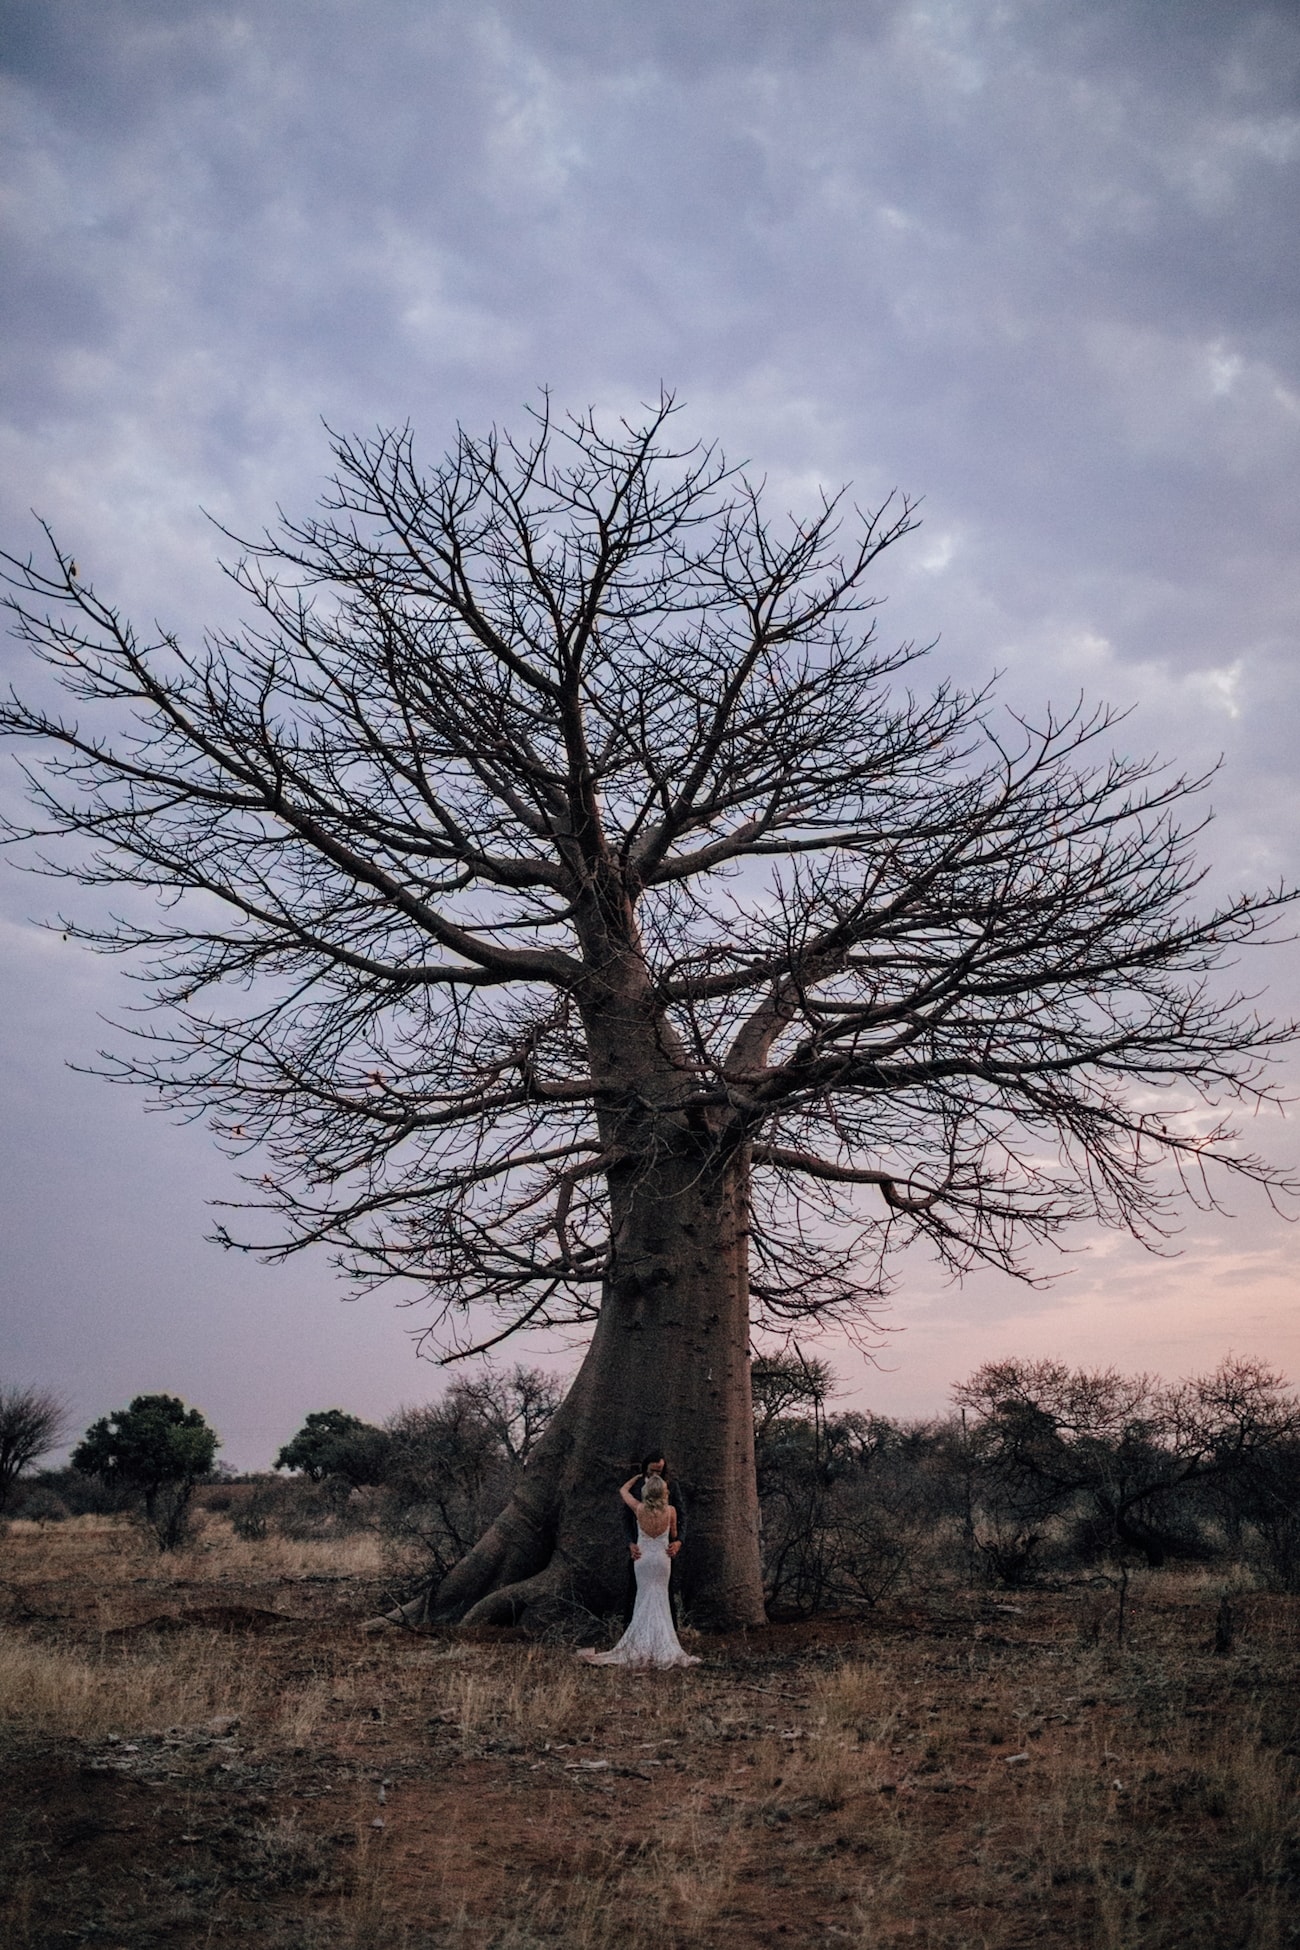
[{"left": 578, "top": 1453, "right": 700, "bottom": 1669}]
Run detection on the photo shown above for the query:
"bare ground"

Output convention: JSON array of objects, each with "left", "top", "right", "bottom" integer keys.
[{"left": 1, "top": 1516, "right": 1297, "bottom": 1948}]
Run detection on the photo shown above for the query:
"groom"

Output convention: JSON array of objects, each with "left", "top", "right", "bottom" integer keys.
[{"left": 623, "top": 1452, "right": 685, "bottom": 1625}]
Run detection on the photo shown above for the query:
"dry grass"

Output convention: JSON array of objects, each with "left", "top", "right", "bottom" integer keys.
[
  {"left": 5, "top": 1508, "right": 387, "bottom": 1580},
  {"left": 1, "top": 1520, "right": 1298, "bottom": 1947},
  {"left": 0, "top": 1629, "right": 256, "bottom": 1738}
]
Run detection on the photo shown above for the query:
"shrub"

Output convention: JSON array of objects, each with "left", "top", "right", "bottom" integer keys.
[
  {"left": 229, "top": 1480, "right": 278, "bottom": 1541},
  {"left": 1230, "top": 1438, "right": 1300, "bottom": 1592},
  {"left": 13, "top": 1466, "right": 126, "bottom": 1518},
  {"left": 757, "top": 1410, "right": 948, "bottom": 1615},
  {"left": 378, "top": 1367, "right": 562, "bottom": 1587},
  {"left": 10, "top": 1485, "right": 70, "bottom": 1524}
]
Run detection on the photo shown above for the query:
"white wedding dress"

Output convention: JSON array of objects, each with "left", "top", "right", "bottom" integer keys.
[{"left": 578, "top": 1525, "right": 701, "bottom": 1668}]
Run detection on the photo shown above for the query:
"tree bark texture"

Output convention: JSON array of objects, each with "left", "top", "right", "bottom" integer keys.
[
  {"left": 405, "top": 1146, "right": 765, "bottom": 1631},
  {"left": 408, "top": 841, "right": 770, "bottom": 1631}
]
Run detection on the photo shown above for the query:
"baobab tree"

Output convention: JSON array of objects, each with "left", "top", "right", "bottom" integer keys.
[{"left": 1, "top": 397, "right": 1294, "bottom": 1628}]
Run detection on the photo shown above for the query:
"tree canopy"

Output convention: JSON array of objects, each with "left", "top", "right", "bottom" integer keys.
[
  {"left": 275, "top": 1409, "right": 387, "bottom": 1486},
  {"left": 73, "top": 1393, "right": 219, "bottom": 1549}
]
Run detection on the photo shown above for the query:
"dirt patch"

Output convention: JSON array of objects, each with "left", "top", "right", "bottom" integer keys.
[{"left": 102, "top": 1603, "right": 302, "bottom": 1636}]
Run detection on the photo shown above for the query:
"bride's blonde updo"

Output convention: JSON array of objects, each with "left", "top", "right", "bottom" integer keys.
[{"left": 640, "top": 1473, "right": 669, "bottom": 1513}]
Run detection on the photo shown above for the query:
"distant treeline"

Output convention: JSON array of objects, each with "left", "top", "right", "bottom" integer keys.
[
  {"left": 9, "top": 1356, "right": 1300, "bottom": 1604},
  {"left": 750, "top": 1353, "right": 1300, "bottom": 1610}
]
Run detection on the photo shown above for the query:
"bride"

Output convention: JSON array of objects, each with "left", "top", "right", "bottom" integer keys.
[{"left": 578, "top": 1470, "right": 701, "bottom": 1668}]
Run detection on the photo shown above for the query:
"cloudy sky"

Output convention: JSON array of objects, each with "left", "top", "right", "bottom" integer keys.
[{"left": 2, "top": 0, "right": 1299, "bottom": 1467}]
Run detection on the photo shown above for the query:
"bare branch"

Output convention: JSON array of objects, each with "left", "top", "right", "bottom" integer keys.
[{"left": 2, "top": 397, "right": 1295, "bottom": 1344}]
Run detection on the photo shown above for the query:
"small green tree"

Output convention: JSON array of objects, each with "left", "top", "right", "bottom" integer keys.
[
  {"left": 275, "top": 1409, "right": 389, "bottom": 1488},
  {"left": 72, "top": 1394, "right": 219, "bottom": 1550}
]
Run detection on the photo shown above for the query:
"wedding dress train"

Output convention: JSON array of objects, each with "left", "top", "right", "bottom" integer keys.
[{"left": 578, "top": 1525, "right": 701, "bottom": 1668}]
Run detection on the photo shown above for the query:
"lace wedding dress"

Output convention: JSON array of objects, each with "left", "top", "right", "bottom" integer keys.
[{"left": 578, "top": 1526, "right": 701, "bottom": 1668}]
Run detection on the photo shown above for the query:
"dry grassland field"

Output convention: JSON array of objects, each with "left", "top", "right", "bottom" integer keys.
[{"left": 2, "top": 1512, "right": 1298, "bottom": 1949}]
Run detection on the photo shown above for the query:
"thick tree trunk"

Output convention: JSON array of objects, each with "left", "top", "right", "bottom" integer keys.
[{"left": 387, "top": 1147, "right": 766, "bottom": 1633}]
